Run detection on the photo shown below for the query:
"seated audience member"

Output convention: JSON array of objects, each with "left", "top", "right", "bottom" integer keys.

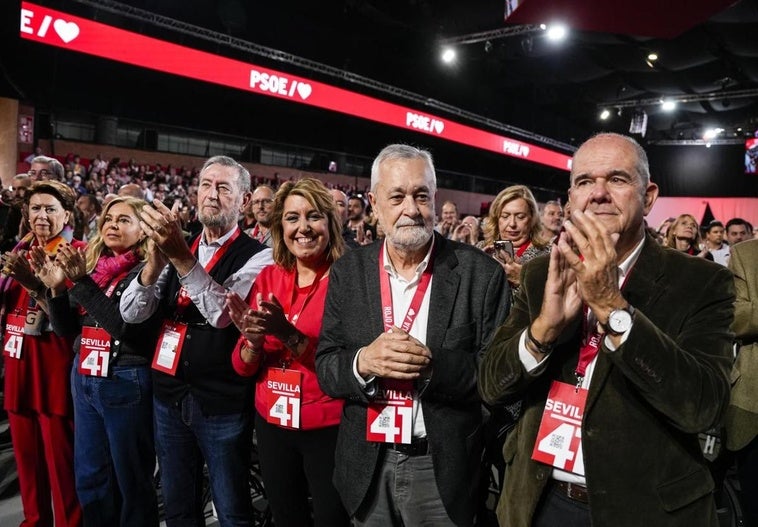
[
  {"left": 329, "top": 188, "right": 358, "bottom": 248},
  {"left": 29, "top": 155, "right": 65, "bottom": 181},
  {"left": 434, "top": 199, "right": 460, "bottom": 238},
  {"left": 0, "top": 174, "right": 32, "bottom": 250},
  {"left": 539, "top": 200, "right": 564, "bottom": 242},
  {"left": 246, "top": 184, "right": 275, "bottom": 247},
  {"left": 451, "top": 215, "right": 481, "bottom": 245},
  {"left": 76, "top": 194, "right": 102, "bottom": 242},
  {"left": 665, "top": 214, "right": 713, "bottom": 260},
  {"left": 479, "top": 133, "right": 735, "bottom": 527},
  {"left": 346, "top": 194, "right": 376, "bottom": 245},
  {"left": 704, "top": 220, "right": 730, "bottom": 265},
  {"left": 118, "top": 183, "right": 145, "bottom": 200},
  {"left": 226, "top": 178, "right": 349, "bottom": 527},
  {"left": 726, "top": 217, "right": 751, "bottom": 246},
  {"left": 41, "top": 197, "right": 161, "bottom": 527},
  {"left": 482, "top": 184, "right": 550, "bottom": 290}
]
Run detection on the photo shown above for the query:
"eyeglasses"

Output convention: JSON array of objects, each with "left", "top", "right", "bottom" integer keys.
[
  {"left": 28, "top": 169, "right": 51, "bottom": 178},
  {"left": 252, "top": 198, "right": 274, "bottom": 206}
]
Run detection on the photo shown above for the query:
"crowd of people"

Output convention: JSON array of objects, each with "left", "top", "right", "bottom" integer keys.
[{"left": 0, "top": 134, "right": 756, "bottom": 527}]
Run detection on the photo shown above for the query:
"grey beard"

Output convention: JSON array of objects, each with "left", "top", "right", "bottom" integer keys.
[{"left": 386, "top": 225, "right": 433, "bottom": 251}]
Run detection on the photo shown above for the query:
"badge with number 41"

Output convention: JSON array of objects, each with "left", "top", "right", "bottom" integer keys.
[
  {"left": 78, "top": 326, "right": 111, "bottom": 377},
  {"left": 264, "top": 369, "right": 302, "bottom": 429},
  {"left": 531, "top": 381, "right": 587, "bottom": 476},
  {"left": 3, "top": 313, "right": 25, "bottom": 360},
  {"left": 366, "top": 380, "right": 413, "bottom": 444}
]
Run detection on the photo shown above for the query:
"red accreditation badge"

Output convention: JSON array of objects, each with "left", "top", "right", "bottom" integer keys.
[
  {"left": 78, "top": 326, "right": 112, "bottom": 377},
  {"left": 531, "top": 381, "right": 587, "bottom": 476},
  {"left": 3, "top": 313, "right": 25, "bottom": 360},
  {"left": 151, "top": 321, "right": 188, "bottom": 376},
  {"left": 366, "top": 380, "right": 414, "bottom": 444},
  {"left": 264, "top": 368, "right": 302, "bottom": 429}
]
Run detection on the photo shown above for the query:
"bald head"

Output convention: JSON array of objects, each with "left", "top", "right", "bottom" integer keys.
[
  {"left": 118, "top": 183, "right": 144, "bottom": 199},
  {"left": 330, "top": 188, "right": 348, "bottom": 223}
]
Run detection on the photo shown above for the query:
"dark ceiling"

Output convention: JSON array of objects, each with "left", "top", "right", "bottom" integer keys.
[{"left": 2, "top": 0, "right": 758, "bottom": 190}]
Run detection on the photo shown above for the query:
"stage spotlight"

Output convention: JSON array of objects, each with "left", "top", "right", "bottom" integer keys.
[
  {"left": 599, "top": 109, "right": 611, "bottom": 120},
  {"left": 661, "top": 100, "right": 676, "bottom": 112},
  {"left": 441, "top": 47, "right": 456, "bottom": 64},
  {"left": 545, "top": 24, "right": 567, "bottom": 41}
]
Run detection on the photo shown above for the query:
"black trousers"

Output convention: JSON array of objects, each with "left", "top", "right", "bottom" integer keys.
[
  {"left": 532, "top": 482, "right": 591, "bottom": 527},
  {"left": 254, "top": 411, "right": 349, "bottom": 527}
]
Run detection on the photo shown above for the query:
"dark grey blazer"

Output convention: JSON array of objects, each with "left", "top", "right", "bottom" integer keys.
[
  {"left": 316, "top": 233, "right": 509, "bottom": 525},
  {"left": 479, "top": 234, "right": 735, "bottom": 527}
]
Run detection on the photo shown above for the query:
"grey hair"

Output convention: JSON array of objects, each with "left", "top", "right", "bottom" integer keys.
[
  {"left": 201, "top": 155, "right": 251, "bottom": 194},
  {"left": 31, "top": 155, "right": 65, "bottom": 180},
  {"left": 370, "top": 144, "right": 437, "bottom": 193},
  {"left": 571, "top": 132, "right": 651, "bottom": 186}
]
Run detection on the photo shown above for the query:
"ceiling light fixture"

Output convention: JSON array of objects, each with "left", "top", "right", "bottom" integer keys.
[
  {"left": 661, "top": 100, "right": 676, "bottom": 112},
  {"left": 441, "top": 47, "right": 457, "bottom": 64},
  {"left": 703, "top": 128, "right": 724, "bottom": 141},
  {"left": 599, "top": 109, "right": 611, "bottom": 120},
  {"left": 545, "top": 24, "right": 568, "bottom": 41},
  {"left": 647, "top": 53, "right": 658, "bottom": 62}
]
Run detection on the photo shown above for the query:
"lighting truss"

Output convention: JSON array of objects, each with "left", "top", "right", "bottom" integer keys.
[
  {"left": 438, "top": 25, "right": 543, "bottom": 46},
  {"left": 598, "top": 88, "right": 758, "bottom": 109},
  {"left": 70, "top": 0, "right": 575, "bottom": 153}
]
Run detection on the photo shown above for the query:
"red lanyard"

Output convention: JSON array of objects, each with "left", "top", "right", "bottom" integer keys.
[
  {"left": 176, "top": 228, "right": 241, "bottom": 313},
  {"left": 515, "top": 240, "right": 531, "bottom": 259},
  {"left": 378, "top": 244, "right": 434, "bottom": 333},
  {"left": 252, "top": 224, "right": 265, "bottom": 243},
  {"left": 104, "top": 270, "right": 131, "bottom": 298},
  {"left": 287, "top": 265, "right": 329, "bottom": 326},
  {"left": 576, "top": 263, "right": 635, "bottom": 385},
  {"left": 277, "top": 264, "right": 329, "bottom": 366}
]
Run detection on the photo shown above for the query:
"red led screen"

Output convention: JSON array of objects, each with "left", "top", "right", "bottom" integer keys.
[{"left": 19, "top": 1, "right": 572, "bottom": 171}]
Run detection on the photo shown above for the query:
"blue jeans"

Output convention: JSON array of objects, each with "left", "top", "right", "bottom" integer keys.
[
  {"left": 153, "top": 393, "right": 253, "bottom": 527},
  {"left": 71, "top": 362, "right": 158, "bottom": 527}
]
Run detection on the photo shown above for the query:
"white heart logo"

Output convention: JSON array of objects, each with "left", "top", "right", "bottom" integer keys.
[
  {"left": 296, "top": 83, "right": 312, "bottom": 100},
  {"left": 433, "top": 120, "right": 444, "bottom": 134},
  {"left": 53, "top": 20, "right": 80, "bottom": 43}
]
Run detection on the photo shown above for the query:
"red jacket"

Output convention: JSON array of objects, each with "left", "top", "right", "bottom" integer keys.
[{"left": 232, "top": 264, "right": 342, "bottom": 430}]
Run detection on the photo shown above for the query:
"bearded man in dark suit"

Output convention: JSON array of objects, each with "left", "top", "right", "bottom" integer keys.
[
  {"left": 479, "top": 133, "right": 735, "bottom": 527},
  {"left": 316, "top": 144, "right": 509, "bottom": 526}
]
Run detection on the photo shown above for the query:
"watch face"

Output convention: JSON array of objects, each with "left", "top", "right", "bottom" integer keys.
[{"left": 609, "top": 309, "right": 632, "bottom": 333}]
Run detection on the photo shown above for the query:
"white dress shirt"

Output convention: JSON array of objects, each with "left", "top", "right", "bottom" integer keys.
[
  {"left": 120, "top": 225, "right": 273, "bottom": 328},
  {"left": 353, "top": 239, "right": 435, "bottom": 438}
]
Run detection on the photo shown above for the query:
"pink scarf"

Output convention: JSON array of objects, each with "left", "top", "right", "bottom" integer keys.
[{"left": 90, "top": 250, "right": 140, "bottom": 291}]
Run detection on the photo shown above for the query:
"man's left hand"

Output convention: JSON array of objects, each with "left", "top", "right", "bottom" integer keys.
[{"left": 557, "top": 209, "right": 626, "bottom": 323}]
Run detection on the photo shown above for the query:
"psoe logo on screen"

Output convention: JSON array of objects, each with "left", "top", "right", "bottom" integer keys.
[
  {"left": 20, "top": 8, "right": 80, "bottom": 44},
  {"left": 249, "top": 69, "right": 312, "bottom": 100},
  {"left": 406, "top": 112, "right": 444, "bottom": 135},
  {"left": 503, "top": 140, "right": 530, "bottom": 158}
]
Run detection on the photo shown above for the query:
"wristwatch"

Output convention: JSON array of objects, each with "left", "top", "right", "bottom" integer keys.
[
  {"left": 283, "top": 330, "right": 305, "bottom": 351},
  {"left": 604, "top": 305, "right": 635, "bottom": 335}
]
